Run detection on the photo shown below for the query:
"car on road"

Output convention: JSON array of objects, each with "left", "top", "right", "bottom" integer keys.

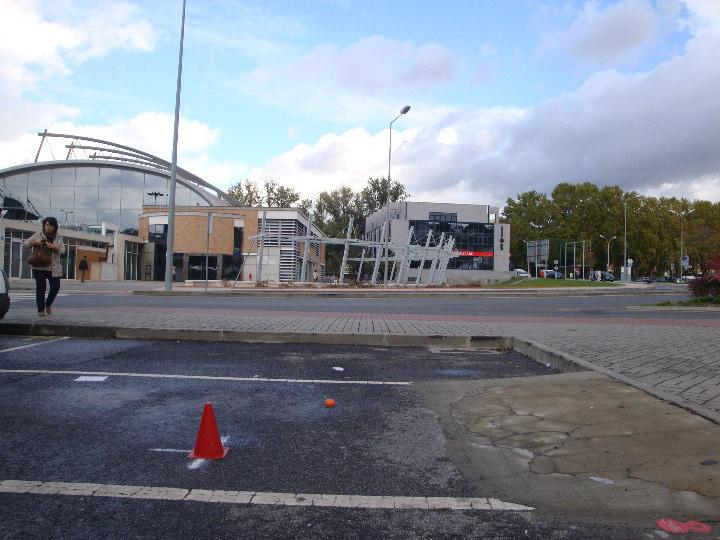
[
  {"left": 540, "top": 269, "right": 556, "bottom": 279},
  {"left": 513, "top": 269, "right": 531, "bottom": 278},
  {"left": 676, "top": 275, "right": 697, "bottom": 283},
  {"left": 600, "top": 271, "right": 615, "bottom": 282}
]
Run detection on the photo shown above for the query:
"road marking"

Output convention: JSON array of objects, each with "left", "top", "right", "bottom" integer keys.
[
  {"left": 0, "top": 369, "right": 411, "bottom": 386},
  {"left": 0, "top": 480, "right": 534, "bottom": 511},
  {"left": 150, "top": 448, "right": 190, "bottom": 453},
  {"left": 9, "top": 293, "right": 67, "bottom": 303},
  {"left": 0, "top": 337, "right": 70, "bottom": 354},
  {"left": 74, "top": 376, "right": 108, "bottom": 382}
]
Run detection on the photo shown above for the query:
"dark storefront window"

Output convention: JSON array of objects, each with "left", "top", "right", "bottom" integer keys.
[
  {"left": 410, "top": 220, "right": 494, "bottom": 270},
  {"left": 150, "top": 224, "right": 167, "bottom": 280},
  {"left": 222, "top": 225, "right": 243, "bottom": 279}
]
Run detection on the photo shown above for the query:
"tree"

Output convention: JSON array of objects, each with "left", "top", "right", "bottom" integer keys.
[
  {"left": 264, "top": 179, "right": 301, "bottom": 208},
  {"left": 358, "top": 177, "right": 410, "bottom": 216},
  {"left": 298, "top": 198, "right": 313, "bottom": 218},
  {"left": 227, "top": 179, "right": 263, "bottom": 207}
]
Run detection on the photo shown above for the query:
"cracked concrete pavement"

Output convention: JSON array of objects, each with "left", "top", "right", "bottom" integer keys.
[{"left": 417, "top": 371, "right": 720, "bottom": 525}]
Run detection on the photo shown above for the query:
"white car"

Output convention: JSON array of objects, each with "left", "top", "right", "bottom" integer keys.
[{"left": 514, "top": 269, "right": 531, "bottom": 278}]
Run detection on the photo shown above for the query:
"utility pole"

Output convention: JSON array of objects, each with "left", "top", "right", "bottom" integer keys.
[{"left": 164, "top": 0, "right": 187, "bottom": 291}]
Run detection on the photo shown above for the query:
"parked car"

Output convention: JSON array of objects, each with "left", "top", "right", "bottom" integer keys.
[
  {"left": 676, "top": 275, "right": 697, "bottom": 283},
  {"left": 540, "top": 269, "right": 556, "bottom": 279},
  {"left": 601, "top": 271, "right": 615, "bottom": 282},
  {"left": 0, "top": 268, "right": 9, "bottom": 319},
  {"left": 513, "top": 269, "right": 531, "bottom": 278}
]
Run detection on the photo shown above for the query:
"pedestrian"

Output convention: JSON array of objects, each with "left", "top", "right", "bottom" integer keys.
[
  {"left": 313, "top": 269, "right": 319, "bottom": 282},
  {"left": 172, "top": 265, "right": 177, "bottom": 282},
  {"left": 24, "top": 217, "right": 65, "bottom": 318},
  {"left": 79, "top": 256, "right": 89, "bottom": 283}
]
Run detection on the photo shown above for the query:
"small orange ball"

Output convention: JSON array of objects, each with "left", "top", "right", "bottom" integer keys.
[{"left": 324, "top": 398, "right": 336, "bottom": 408}]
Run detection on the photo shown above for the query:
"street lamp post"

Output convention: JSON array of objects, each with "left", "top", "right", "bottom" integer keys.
[
  {"left": 623, "top": 198, "right": 628, "bottom": 281},
  {"left": 670, "top": 208, "right": 694, "bottom": 280},
  {"left": 164, "top": 0, "right": 187, "bottom": 292},
  {"left": 522, "top": 240, "right": 529, "bottom": 274},
  {"left": 599, "top": 234, "right": 617, "bottom": 272},
  {"left": 60, "top": 209, "right": 75, "bottom": 226},
  {"left": 147, "top": 191, "right": 165, "bottom": 205},
  {"left": 383, "top": 105, "right": 411, "bottom": 286}
]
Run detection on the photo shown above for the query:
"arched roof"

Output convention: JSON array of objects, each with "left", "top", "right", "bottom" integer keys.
[
  {"left": 0, "top": 159, "right": 228, "bottom": 207},
  {"left": 25, "top": 131, "right": 239, "bottom": 206}
]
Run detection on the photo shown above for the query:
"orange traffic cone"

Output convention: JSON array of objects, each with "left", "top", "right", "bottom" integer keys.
[{"left": 189, "top": 403, "right": 228, "bottom": 459}]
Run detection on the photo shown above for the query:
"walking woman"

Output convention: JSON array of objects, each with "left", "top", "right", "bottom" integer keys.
[{"left": 24, "top": 217, "right": 65, "bottom": 318}]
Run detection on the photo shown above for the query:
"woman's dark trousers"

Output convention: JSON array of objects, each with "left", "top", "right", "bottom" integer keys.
[{"left": 33, "top": 270, "right": 60, "bottom": 313}]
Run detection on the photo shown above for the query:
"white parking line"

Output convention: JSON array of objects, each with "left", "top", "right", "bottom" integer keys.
[
  {"left": 9, "top": 293, "right": 67, "bottom": 303},
  {"left": 0, "top": 337, "right": 70, "bottom": 354},
  {"left": 0, "top": 480, "right": 534, "bottom": 511},
  {"left": 0, "top": 368, "right": 411, "bottom": 386}
]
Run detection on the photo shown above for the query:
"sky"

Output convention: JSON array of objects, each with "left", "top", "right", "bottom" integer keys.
[{"left": 1, "top": 0, "right": 719, "bottom": 206}]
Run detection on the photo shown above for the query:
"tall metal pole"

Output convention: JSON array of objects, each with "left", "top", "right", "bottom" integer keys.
[
  {"left": 257, "top": 210, "right": 266, "bottom": 282},
  {"left": 606, "top": 239, "right": 610, "bottom": 271},
  {"left": 384, "top": 106, "right": 410, "bottom": 286},
  {"left": 680, "top": 211, "right": 684, "bottom": 280},
  {"left": 573, "top": 241, "right": 576, "bottom": 279},
  {"left": 164, "top": 0, "right": 186, "bottom": 291},
  {"left": 623, "top": 198, "right": 627, "bottom": 282},
  {"left": 205, "top": 212, "right": 211, "bottom": 293},
  {"left": 534, "top": 242, "right": 538, "bottom": 277},
  {"left": 582, "top": 240, "right": 585, "bottom": 280}
]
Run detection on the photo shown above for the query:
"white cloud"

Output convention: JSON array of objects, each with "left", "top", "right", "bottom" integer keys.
[
  {"left": 234, "top": 36, "right": 461, "bottom": 123},
  {"left": 2, "top": 111, "right": 221, "bottom": 169},
  {"left": 538, "top": 0, "right": 681, "bottom": 66},
  {"left": 245, "top": 0, "right": 720, "bottom": 205},
  {"left": 0, "top": 0, "right": 157, "bottom": 142}
]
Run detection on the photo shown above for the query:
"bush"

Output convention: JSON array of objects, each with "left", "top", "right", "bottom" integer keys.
[{"left": 688, "top": 251, "right": 720, "bottom": 297}]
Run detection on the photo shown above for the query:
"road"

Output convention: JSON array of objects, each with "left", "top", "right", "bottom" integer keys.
[
  {"left": 7, "top": 337, "right": 706, "bottom": 538},
  {"left": 8, "top": 284, "right": 706, "bottom": 322}
]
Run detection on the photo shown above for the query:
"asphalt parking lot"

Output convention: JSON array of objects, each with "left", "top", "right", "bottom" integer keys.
[{"left": 0, "top": 337, "right": 681, "bottom": 538}]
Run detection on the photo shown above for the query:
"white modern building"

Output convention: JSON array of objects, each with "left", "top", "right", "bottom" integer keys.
[{"left": 365, "top": 201, "right": 511, "bottom": 284}]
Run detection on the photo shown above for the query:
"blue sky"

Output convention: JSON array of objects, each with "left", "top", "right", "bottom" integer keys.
[{"left": 1, "top": 0, "right": 718, "bottom": 204}]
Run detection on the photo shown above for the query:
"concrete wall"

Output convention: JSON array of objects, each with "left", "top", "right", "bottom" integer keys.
[{"left": 493, "top": 223, "right": 511, "bottom": 272}]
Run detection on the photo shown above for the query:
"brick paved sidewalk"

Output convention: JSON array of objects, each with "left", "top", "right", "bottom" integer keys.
[{"left": 2, "top": 304, "right": 718, "bottom": 422}]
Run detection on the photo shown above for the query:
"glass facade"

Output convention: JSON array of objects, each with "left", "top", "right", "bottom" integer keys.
[
  {"left": 0, "top": 163, "right": 215, "bottom": 234},
  {"left": 410, "top": 219, "right": 495, "bottom": 270}
]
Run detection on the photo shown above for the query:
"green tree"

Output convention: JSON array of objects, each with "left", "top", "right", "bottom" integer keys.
[
  {"left": 358, "top": 177, "right": 410, "bottom": 215},
  {"left": 311, "top": 187, "right": 365, "bottom": 276},
  {"left": 227, "top": 179, "right": 263, "bottom": 207},
  {"left": 264, "top": 179, "right": 301, "bottom": 207}
]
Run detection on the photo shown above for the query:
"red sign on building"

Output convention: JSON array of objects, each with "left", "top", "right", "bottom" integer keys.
[{"left": 456, "top": 250, "right": 493, "bottom": 257}]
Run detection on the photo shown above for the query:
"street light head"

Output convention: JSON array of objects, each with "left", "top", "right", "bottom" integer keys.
[
  {"left": 400, "top": 105, "right": 411, "bottom": 115},
  {"left": 611, "top": 236, "right": 617, "bottom": 240}
]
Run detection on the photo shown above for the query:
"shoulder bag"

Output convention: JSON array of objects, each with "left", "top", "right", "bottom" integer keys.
[{"left": 28, "top": 235, "right": 53, "bottom": 267}]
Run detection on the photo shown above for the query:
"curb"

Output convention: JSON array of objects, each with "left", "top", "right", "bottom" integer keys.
[
  {"left": 624, "top": 305, "right": 720, "bottom": 312},
  {"left": 0, "top": 323, "right": 513, "bottom": 350},
  {"left": 2, "top": 321, "right": 718, "bottom": 425},
  {"left": 129, "top": 288, "right": 675, "bottom": 299}
]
